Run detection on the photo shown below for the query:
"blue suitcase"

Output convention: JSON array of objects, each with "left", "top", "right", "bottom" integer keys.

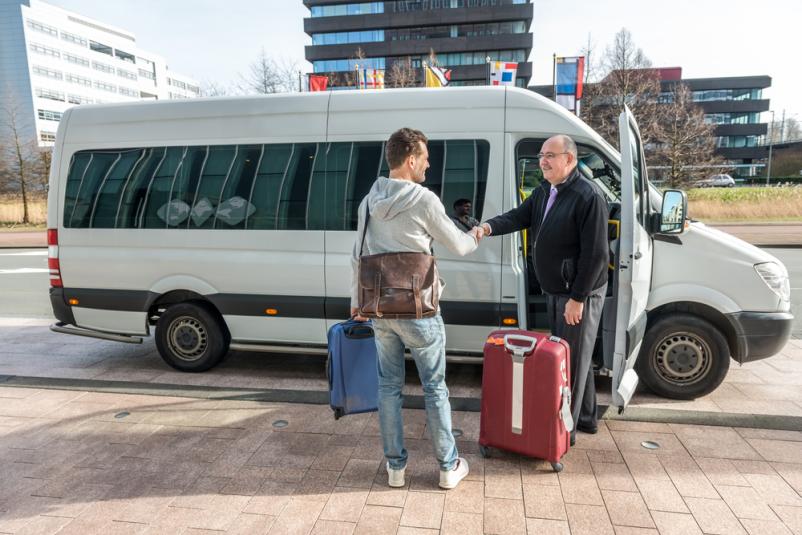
[{"left": 326, "top": 319, "right": 378, "bottom": 419}]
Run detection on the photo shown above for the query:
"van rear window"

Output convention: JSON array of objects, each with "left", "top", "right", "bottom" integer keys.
[{"left": 63, "top": 140, "right": 490, "bottom": 230}]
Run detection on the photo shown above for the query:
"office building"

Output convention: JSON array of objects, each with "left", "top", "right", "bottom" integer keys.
[
  {"left": 0, "top": 0, "right": 199, "bottom": 147},
  {"left": 303, "top": 0, "right": 533, "bottom": 88}
]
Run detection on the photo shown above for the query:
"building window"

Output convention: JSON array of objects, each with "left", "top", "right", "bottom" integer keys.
[
  {"left": 61, "top": 30, "right": 87, "bottom": 47},
  {"left": 118, "top": 87, "right": 139, "bottom": 97},
  {"left": 26, "top": 19, "right": 58, "bottom": 37},
  {"left": 38, "top": 109, "right": 63, "bottom": 121},
  {"left": 94, "top": 80, "right": 117, "bottom": 93},
  {"left": 716, "top": 135, "right": 759, "bottom": 148},
  {"left": 92, "top": 61, "right": 114, "bottom": 74},
  {"left": 63, "top": 52, "right": 90, "bottom": 67},
  {"left": 169, "top": 79, "right": 188, "bottom": 90},
  {"left": 32, "top": 65, "right": 63, "bottom": 80},
  {"left": 187, "top": 84, "right": 200, "bottom": 94},
  {"left": 310, "top": 2, "right": 383, "bottom": 17},
  {"left": 390, "top": 0, "right": 528, "bottom": 12},
  {"left": 397, "top": 49, "right": 527, "bottom": 68},
  {"left": 89, "top": 40, "right": 113, "bottom": 56},
  {"left": 313, "top": 57, "right": 386, "bottom": 73},
  {"left": 138, "top": 68, "right": 155, "bottom": 80},
  {"left": 312, "top": 30, "right": 385, "bottom": 46},
  {"left": 693, "top": 88, "right": 763, "bottom": 102},
  {"left": 704, "top": 112, "right": 761, "bottom": 125},
  {"left": 117, "top": 68, "right": 137, "bottom": 81},
  {"left": 35, "top": 87, "right": 65, "bottom": 102},
  {"left": 67, "top": 94, "right": 93, "bottom": 105},
  {"left": 387, "top": 21, "right": 527, "bottom": 41},
  {"left": 40, "top": 131, "right": 57, "bottom": 143},
  {"left": 29, "top": 42, "right": 60, "bottom": 58},
  {"left": 115, "top": 49, "right": 135, "bottom": 63},
  {"left": 66, "top": 73, "right": 92, "bottom": 87}
]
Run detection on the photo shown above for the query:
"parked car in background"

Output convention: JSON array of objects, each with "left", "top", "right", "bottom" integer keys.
[{"left": 695, "top": 174, "right": 736, "bottom": 188}]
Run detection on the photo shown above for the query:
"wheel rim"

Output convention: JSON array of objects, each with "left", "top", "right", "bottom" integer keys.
[
  {"left": 653, "top": 331, "right": 712, "bottom": 386},
  {"left": 167, "top": 316, "right": 208, "bottom": 362}
]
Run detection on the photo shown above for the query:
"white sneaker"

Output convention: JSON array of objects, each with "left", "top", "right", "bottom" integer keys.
[
  {"left": 439, "top": 457, "right": 469, "bottom": 489},
  {"left": 387, "top": 462, "right": 405, "bottom": 488}
]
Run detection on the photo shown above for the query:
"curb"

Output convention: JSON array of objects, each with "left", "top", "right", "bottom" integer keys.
[{"left": 2, "top": 374, "right": 801, "bottom": 432}]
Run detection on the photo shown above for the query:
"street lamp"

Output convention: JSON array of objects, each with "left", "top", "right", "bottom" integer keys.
[{"left": 766, "top": 110, "right": 775, "bottom": 185}]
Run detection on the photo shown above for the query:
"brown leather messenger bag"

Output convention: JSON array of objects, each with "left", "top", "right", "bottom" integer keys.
[{"left": 357, "top": 203, "right": 438, "bottom": 320}]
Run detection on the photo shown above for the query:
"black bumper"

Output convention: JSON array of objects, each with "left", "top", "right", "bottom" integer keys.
[
  {"left": 49, "top": 288, "right": 76, "bottom": 326},
  {"left": 726, "top": 311, "right": 794, "bottom": 363}
]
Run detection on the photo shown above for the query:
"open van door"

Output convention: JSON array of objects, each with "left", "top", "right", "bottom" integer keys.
[{"left": 613, "top": 106, "right": 653, "bottom": 410}]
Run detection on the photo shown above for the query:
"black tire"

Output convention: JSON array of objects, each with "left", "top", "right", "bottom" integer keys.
[
  {"left": 155, "top": 302, "right": 229, "bottom": 372},
  {"left": 636, "top": 313, "right": 730, "bottom": 400}
]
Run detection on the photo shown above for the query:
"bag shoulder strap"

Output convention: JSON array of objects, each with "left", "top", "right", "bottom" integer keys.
[{"left": 359, "top": 201, "right": 370, "bottom": 257}]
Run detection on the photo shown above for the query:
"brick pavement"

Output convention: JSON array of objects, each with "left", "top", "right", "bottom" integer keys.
[{"left": 1, "top": 386, "right": 802, "bottom": 534}]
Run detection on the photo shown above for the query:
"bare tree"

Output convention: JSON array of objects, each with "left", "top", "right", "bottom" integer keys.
[
  {"left": 199, "top": 80, "right": 234, "bottom": 97},
  {"left": 652, "top": 83, "right": 721, "bottom": 188},
  {"left": 239, "top": 48, "right": 299, "bottom": 94},
  {"left": 0, "top": 92, "right": 39, "bottom": 223},
  {"left": 387, "top": 57, "right": 419, "bottom": 88},
  {"left": 769, "top": 116, "right": 802, "bottom": 143},
  {"left": 578, "top": 33, "right": 600, "bottom": 85}
]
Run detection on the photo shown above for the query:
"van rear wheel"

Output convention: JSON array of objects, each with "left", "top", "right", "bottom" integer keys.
[
  {"left": 637, "top": 314, "right": 729, "bottom": 400},
  {"left": 155, "top": 302, "right": 229, "bottom": 372}
]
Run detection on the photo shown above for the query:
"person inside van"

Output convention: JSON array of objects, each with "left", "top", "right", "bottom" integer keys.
[
  {"left": 350, "top": 128, "right": 481, "bottom": 489},
  {"left": 480, "top": 134, "right": 609, "bottom": 445},
  {"left": 449, "top": 198, "right": 480, "bottom": 232}
]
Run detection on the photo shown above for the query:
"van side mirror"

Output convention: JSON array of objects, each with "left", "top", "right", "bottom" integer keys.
[{"left": 659, "top": 190, "right": 687, "bottom": 234}]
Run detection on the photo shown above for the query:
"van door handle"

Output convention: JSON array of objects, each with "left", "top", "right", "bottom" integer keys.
[{"left": 633, "top": 251, "right": 642, "bottom": 260}]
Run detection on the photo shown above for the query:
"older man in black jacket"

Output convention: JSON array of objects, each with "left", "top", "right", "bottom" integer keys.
[{"left": 481, "top": 134, "right": 609, "bottom": 444}]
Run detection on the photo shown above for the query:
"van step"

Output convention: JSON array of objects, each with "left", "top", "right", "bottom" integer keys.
[{"left": 50, "top": 322, "right": 143, "bottom": 344}]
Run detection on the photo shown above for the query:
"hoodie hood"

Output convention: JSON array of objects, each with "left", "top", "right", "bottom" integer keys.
[{"left": 366, "top": 176, "right": 427, "bottom": 221}]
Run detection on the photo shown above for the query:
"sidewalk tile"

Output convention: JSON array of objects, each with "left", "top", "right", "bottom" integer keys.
[
  {"left": 746, "top": 439, "right": 802, "bottom": 464},
  {"left": 565, "top": 503, "right": 614, "bottom": 535},
  {"left": 484, "top": 458, "right": 523, "bottom": 500},
  {"left": 716, "top": 485, "right": 778, "bottom": 520},
  {"left": 525, "top": 518, "right": 570, "bottom": 534},
  {"left": 558, "top": 473, "right": 603, "bottom": 506},
  {"left": 770, "top": 505, "right": 802, "bottom": 533},
  {"left": 685, "top": 497, "right": 746, "bottom": 534},
  {"left": 221, "top": 467, "right": 274, "bottom": 496},
  {"left": 660, "top": 455, "right": 719, "bottom": 498},
  {"left": 366, "top": 476, "right": 409, "bottom": 508},
  {"left": 226, "top": 513, "right": 276, "bottom": 535},
  {"left": 443, "top": 479, "right": 483, "bottom": 513},
  {"left": 520, "top": 460, "right": 560, "bottom": 487},
  {"left": 483, "top": 497, "right": 526, "bottom": 535},
  {"left": 612, "top": 528, "right": 658, "bottom": 535},
  {"left": 294, "top": 469, "right": 341, "bottom": 503},
  {"left": 243, "top": 479, "right": 297, "bottom": 516},
  {"left": 772, "top": 462, "right": 802, "bottom": 494},
  {"left": 606, "top": 421, "right": 673, "bottom": 434},
  {"left": 732, "top": 460, "right": 777, "bottom": 476},
  {"left": 650, "top": 512, "right": 702, "bottom": 535},
  {"left": 601, "top": 490, "right": 654, "bottom": 528},
  {"left": 559, "top": 448, "right": 593, "bottom": 474},
  {"left": 622, "top": 452, "right": 670, "bottom": 481},
  {"left": 462, "top": 453, "right": 485, "bottom": 482},
  {"left": 635, "top": 479, "right": 689, "bottom": 513},
  {"left": 399, "top": 491, "right": 444, "bottom": 530},
  {"left": 592, "top": 461, "right": 638, "bottom": 492},
  {"left": 407, "top": 459, "right": 445, "bottom": 494},
  {"left": 610, "top": 431, "right": 688, "bottom": 456},
  {"left": 587, "top": 449, "right": 624, "bottom": 464},
  {"left": 150, "top": 506, "right": 240, "bottom": 531},
  {"left": 311, "top": 446, "right": 356, "bottom": 472},
  {"left": 670, "top": 425, "right": 762, "bottom": 460},
  {"left": 310, "top": 520, "right": 355, "bottom": 535},
  {"left": 573, "top": 425, "right": 619, "bottom": 452},
  {"left": 320, "top": 487, "right": 369, "bottom": 523},
  {"left": 9, "top": 514, "right": 73, "bottom": 535},
  {"left": 268, "top": 497, "right": 325, "bottom": 535},
  {"left": 396, "top": 527, "right": 438, "bottom": 535},
  {"left": 337, "top": 459, "right": 380, "bottom": 489},
  {"left": 441, "top": 511, "right": 482, "bottom": 535},
  {"left": 744, "top": 473, "right": 802, "bottom": 506},
  {"left": 694, "top": 457, "right": 750, "bottom": 487},
  {"left": 353, "top": 505, "right": 401, "bottom": 535},
  {"left": 740, "top": 517, "right": 793, "bottom": 534},
  {"left": 522, "top": 484, "right": 566, "bottom": 520}
]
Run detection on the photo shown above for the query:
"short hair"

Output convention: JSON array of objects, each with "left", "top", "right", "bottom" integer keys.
[
  {"left": 453, "top": 198, "right": 472, "bottom": 210},
  {"left": 555, "top": 134, "right": 577, "bottom": 158},
  {"left": 386, "top": 128, "right": 428, "bottom": 169}
]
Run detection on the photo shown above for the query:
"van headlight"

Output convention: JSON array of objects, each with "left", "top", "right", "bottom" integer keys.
[{"left": 754, "top": 262, "right": 791, "bottom": 302}]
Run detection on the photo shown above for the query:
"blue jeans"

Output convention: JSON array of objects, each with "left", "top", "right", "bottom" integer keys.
[{"left": 372, "top": 314, "right": 458, "bottom": 471}]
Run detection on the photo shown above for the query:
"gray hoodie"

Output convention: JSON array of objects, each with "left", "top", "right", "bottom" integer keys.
[{"left": 350, "top": 176, "right": 478, "bottom": 308}]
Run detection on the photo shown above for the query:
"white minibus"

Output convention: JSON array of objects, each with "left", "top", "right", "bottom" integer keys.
[{"left": 47, "top": 87, "right": 793, "bottom": 409}]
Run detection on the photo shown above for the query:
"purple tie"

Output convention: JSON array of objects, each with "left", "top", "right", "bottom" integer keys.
[{"left": 543, "top": 186, "right": 558, "bottom": 220}]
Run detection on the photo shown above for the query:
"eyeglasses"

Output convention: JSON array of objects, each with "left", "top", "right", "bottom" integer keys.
[{"left": 536, "top": 152, "right": 569, "bottom": 160}]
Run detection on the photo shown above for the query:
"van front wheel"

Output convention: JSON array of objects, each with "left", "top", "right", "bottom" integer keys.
[
  {"left": 155, "top": 302, "right": 229, "bottom": 372},
  {"left": 637, "top": 314, "right": 729, "bottom": 400}
]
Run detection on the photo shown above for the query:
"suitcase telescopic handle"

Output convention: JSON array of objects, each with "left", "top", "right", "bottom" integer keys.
[{"left": 503, "top": 334, "right": 538, "bottom": 357}]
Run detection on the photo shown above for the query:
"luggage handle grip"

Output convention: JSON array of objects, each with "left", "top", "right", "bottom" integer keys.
[
  {"left": 344, "top": 323, "right": 374, "bottom": 339},
  {"left": 503, "top": 334, "right": 538, "bottom": 356}
]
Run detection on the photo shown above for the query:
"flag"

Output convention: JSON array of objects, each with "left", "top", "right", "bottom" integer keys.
[
  {"left": 554, "top": 56, "right": 585, "bottom": 114},
  {"left": 362, "top": 69, "right": 385, "bottom": 89},
  {"left": 309, "top": 74, "right": 328, "bottom": 92},
  {"left": 489, "top": 61, "right": 517, "bottom": 86},
  {"left": 425, "top": 64, "right": 451, "bottom": 87}
]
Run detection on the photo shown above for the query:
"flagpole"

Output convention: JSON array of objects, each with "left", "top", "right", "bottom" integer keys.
[
  {"left": 485, "top": 56, "right": 491, "bottom": 86},
  {"left": 552, "top": 53, "right": 557, "bottom": 102}
]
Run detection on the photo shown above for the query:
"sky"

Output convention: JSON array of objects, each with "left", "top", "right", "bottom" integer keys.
[{"left": 47, "top": 0, "right": 799, "bottom": 123}]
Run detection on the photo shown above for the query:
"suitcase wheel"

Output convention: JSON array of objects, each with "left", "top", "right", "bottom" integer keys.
[
  {"left": 333, "top": 408, "right": 344, "bottom": 420},
  {"left": 550, "top": 462, "right": 563, "bottom": 473},
  {"left": 478, "top": 444, "right": 490, "bottom": 458}
]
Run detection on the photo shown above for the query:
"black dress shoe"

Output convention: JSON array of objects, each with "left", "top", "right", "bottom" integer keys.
[
  {"left": 576, "top": 423, "right": 598, "bottom": 435},
  {"left": 569, "top": 435, "right": 576, "bottom": 447}
]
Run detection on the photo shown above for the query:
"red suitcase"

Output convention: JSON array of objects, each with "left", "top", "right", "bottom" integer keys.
[{"left": 478, "top": 330, "right": 574, "bottom": 472}]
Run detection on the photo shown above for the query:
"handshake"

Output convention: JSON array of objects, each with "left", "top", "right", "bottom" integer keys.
[{"left": 468, "top": 223, "right": 492, "bottom": 243}]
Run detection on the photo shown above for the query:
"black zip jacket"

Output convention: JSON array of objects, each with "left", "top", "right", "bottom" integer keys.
[{"left": 486, "top": 168, "right": 609, "bottom": 301}]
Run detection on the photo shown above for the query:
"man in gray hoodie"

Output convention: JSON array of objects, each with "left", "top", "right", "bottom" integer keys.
[{"left": 350, "top": 128, "right": 480, "bottom": 490}]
